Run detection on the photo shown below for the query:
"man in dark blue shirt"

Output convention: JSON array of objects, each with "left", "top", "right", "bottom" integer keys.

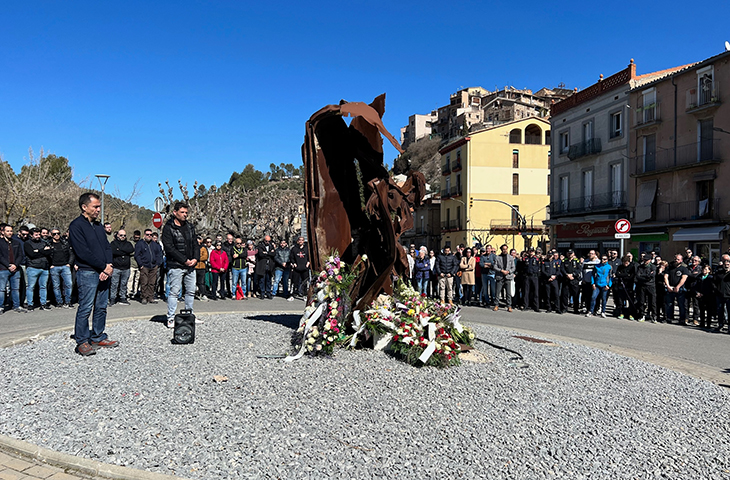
[{"left": 68, "top": 193, "right": 117, "bottom": 356}]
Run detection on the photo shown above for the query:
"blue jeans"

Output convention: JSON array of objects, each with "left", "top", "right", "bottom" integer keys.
[
  {"left": 416, "top": 277, "right": 428, "bottom": 295},
  {"left": 50, "top": 265, "right": 73, "bottom": 305},
  {"left": 481, "top": 274, "right": 496, "bottom": 305},
  {"left": 74, "top": 269, "right": 110, "bottom": 345},
  {"left": 0, "top": 269, "right": 21, "bottom": 309},
  {"left": 591, "top": 287, "right": 609, "bottom": 314},
  {"left": 110, "top": 268, "right": 130, "bottom": 303},
  {"left": 232, "top": 268, "right": 247, "bottom": 295},
  {"left": 26, "top": 267, "right": 49, "bottom": 307},
  {"left": 167, "top": 268, "right": 196, "bottom": 320},
  {"left": 272, "top": 269, "right": 290, "bottom": 296}
]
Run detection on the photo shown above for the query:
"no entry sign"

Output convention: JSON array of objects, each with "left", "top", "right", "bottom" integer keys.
[
  {"left": 152, "top": 212, "right": 163, "bottom": 229},
  {"left": 614, "top": 219, "right": 631, "bottom": 234}
]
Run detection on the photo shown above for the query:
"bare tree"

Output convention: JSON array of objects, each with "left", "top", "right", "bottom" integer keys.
[{"left": 105, "top": 179, "right": 143, "bottom": 228}]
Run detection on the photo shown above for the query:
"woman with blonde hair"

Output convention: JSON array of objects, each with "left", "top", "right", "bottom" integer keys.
[{"left": 413, "top": 246, "right": 431, "bottom": 295}]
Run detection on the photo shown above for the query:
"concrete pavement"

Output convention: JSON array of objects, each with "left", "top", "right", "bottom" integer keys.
[{"left": 1, "top": 294, "right": 729, "bottom": 479}]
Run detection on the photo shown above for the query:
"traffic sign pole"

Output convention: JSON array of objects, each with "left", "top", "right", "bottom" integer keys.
[{"left": 614, "top": 219, "right": 632, "bottom": 259}]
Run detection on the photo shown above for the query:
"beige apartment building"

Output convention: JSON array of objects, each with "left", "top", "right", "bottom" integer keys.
[
  {"left": 439, "top": 117, "right": 550, "bottom": 250},
  {"left": 628, "top": 50, "right": 730, "bottom": 265}
]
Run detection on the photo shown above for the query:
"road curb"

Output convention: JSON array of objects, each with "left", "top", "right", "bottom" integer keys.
[{"left": 0, "top": 433, "right": 187, "bottom": 479}]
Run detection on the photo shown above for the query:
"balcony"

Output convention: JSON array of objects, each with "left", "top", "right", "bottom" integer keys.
[
  {"left": 567, "top": 138, "right": 602, "bottom": 160},
  {"left": 451, "top": 160, "right": 462, "bottom": 172},
  {"left": 490, "top": 218, "right": 547, "bottom": 234},
  {"left": 441, "top": 189, "right": 451, "bottom": 199},
  {"left": 634, "top": 101, "right": 661, "bottom": 128},
  {"left": 654, "top": 198, "right": 721, "bottom": 222},
  {"left": 686, "top": 81, "right": 721, "bottom": 113},
  {"left": 549, "top": 191, "right": 627, "bottom": 217},
  {"left": 450, "top": 185, "right": 462, "bottom": 197},
  {"left": 440, "top": 220, "right": 463, "bottom": 232},
  {"left": 631, "top": 139, "right": 721, "bottom": 176},
  {"left": 442, "top": 163, "right": 451, "bottom": 175}
]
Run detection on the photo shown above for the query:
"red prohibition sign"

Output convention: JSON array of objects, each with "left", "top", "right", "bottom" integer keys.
[{"left": 615, "top": 219, "right": 631, "bottom": 234}]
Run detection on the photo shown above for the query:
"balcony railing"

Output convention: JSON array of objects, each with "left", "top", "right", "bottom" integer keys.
[
  {"left": 525, "top": 135, "right": 542, "bottom": 145},
  {"left": 635, "top": 101, "right": 661, "bottom": 127},
  {"left": 451, "top": 161, "right": 462, "bottom": 172},
  {"left": 450, "top": 185, "right": 462, "bottom": 197},
  {"left": 440, "top": 220, "right": 463, "bottom": 232},
  {"left": 549, "top": 191, "right": 627, "bottom": 217},
  {"left": 441, "top": 189, "right": 451, "bottom": 199},
  {"left": 655, "top": 198, "right": 721, "bottom": 222},
  {"left": 631, "top": 139, "right": 721, "bottom": 175},
  {"left": 442, "top": 163, "right": 451, "bottom": 175},
  {"left": 687, "top": 81, "right": 720, "bottom": 111},
  {"left": 567, "top": 138, "right": 602, "bottom": 160}
]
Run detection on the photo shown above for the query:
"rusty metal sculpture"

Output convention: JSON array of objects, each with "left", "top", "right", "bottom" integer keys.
[{"left": 302, "top": 94, "right": 426, "bottom": 312}]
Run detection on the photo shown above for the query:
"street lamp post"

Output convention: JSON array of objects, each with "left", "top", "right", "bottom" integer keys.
[{"left": 95, "top": 174, "right": 110, "bottom": 223}]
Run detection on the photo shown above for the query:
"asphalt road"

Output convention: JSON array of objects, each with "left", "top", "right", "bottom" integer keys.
[{"left": 2, "top": 296, "right": 728, "bottom": 386}]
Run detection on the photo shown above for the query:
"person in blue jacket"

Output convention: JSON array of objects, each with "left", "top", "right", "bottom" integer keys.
[{"left": 588, "top": 253, "right": 613, "bottom": 318}]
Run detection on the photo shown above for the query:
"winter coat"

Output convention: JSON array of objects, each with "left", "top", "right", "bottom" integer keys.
[
  {"left": 0, "top": 236, "right": 25, "bottom": 271},
  {"left": 435, "top": 253, "right": 459, "bottom": 276},
  {"left": 274, "top": 246, "right": 291, "bottom": 271},
  {"left": 196, "top": 245, "right": 209, "bottom": 270},
  {"left": 713, "top": 268, "right": 730, "bottom": 299},
  {"left": 135, "top": 239, "right": 163, "bottom": 269},
  {"left": 459, "top": 256, "right": 476, "bottom": 285},
  {"left": 414, "top": 257, "right": 431, "bottom": 281},
  {"left": 221, "top": 241, "right": 235, "bottom": 270},
  {"left": 161, "top": 218, "right": 199, "bottom": 270},
  {"left": 231, "top": 245, "right": 246, "bottom": 270},
  {"left": 49, "top": 238, "right": 75, "bottom": 267},
  {"left": 254, "top": 241, "right": 276, "bottom": 275},
  {"left": 209, "top": 249, "right": 229, "bottom": 273},
  {"left": 635, "top": 262, "right": 656, "bottom": 287},
  {"left": 24, "top": 238, "right": 52, "bottom": 270},
  {"left": 479, "top": 253, "right": 497, "bottom": 275},
  {"left": 110, "top": 239, "right": 135, "bottom": 270},
  {"left": 69, "top": 216, "right": 113, "bottom": 272}
]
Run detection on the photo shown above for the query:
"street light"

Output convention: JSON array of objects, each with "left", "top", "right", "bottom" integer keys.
[{"left": 95, "top": 174, "right": 110, "bottom": 223}]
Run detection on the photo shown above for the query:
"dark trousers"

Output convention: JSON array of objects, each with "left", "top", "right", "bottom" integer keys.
[
  {"left": 636, "top": 285, "right": 656, "bottom": 320},
  {"left": 495, "top": 277, "right": 512, "bottom": 307},
  {"left": 665, "top": 289, "right": 687, "bottom": 322},
  {"left": 290, "top": 269, "right": 308, "bottom": 296},
  {"left": 561, "top": 280, "right": 580, "bottom": 314},
  {"left": 699, "top": 295, "right": 715, "bottom": 327},
  {"left": 523, "top": 275, "right": 539, "bottom": 311},
  {"left": 196, "top": 269, "right": 207, "bottom": 297},
  {"left": 616, "top": 281, "right": 635, "bottom": 318},
  {"left": 139, "top": 266, "right": 158, "bottom": 302},
  {"left": 223, "top": 268, "right": 231, "bottom": 296},
  {"left": 687, "top": 291, "right": 700, "bottom": 322},
  {"left": 546, "top": 279, "right": 561, "bottom": 312},
  {"left": 257, "top": 272, "right": 272, "bottom": 297},
  {"left": 581, "top": 283, "right": 594, "bottom": 313}
]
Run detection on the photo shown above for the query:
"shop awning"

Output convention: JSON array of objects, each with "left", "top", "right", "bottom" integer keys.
[{"left": 672, "top": 225, "right": 728, "bottom": 242}]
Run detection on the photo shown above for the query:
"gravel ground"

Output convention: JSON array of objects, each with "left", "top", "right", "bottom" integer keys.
[{"left": 1, "top": 313, "right": 730, "bottom": 480}]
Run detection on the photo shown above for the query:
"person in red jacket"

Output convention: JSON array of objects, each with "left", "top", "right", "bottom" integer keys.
[{"left": 208, "top": 241, "right": 229, "bottom": 300}]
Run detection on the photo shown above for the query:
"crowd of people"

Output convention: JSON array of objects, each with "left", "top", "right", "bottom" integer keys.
[{"left": 405, "top": 243, "right": 730, "bottom": 330}]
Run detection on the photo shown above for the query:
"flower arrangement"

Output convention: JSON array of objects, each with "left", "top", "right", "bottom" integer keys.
[{"left": 286, "top": 253, "right": 474, "bottom": 367}]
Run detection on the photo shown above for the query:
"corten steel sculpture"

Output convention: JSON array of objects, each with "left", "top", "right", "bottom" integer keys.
[{"left": 302, "top": 94, "right": 426, "bottom": 312}]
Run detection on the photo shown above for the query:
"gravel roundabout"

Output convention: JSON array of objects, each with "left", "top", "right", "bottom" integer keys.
[{"left": 1, "top": 313, "right": 730, "bottom": 479}]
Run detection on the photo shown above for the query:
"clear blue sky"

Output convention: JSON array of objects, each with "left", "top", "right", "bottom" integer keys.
[{"left": 1, "top": 0, "right": 728, "bottom": 209}]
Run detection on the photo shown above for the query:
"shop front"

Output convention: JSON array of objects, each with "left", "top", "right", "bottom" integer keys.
[
  {"left": 554, "top": 220, "right": 622, "bottom": 259},
  {"left": 627, "top": 225, "right": 727, "bottom": 266}
]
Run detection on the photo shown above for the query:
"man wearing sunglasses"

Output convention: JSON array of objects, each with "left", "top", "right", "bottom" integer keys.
[
  {"left": 109, "top": 229, "right": 135, "bottom": 306},
  {"left": 49, "top": 228, "right": 74, "bottom": 308}
]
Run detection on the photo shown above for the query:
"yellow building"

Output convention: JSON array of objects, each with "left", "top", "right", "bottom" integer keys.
[{"left": 439, "top": 117, "right": 551, "bottom": 250}]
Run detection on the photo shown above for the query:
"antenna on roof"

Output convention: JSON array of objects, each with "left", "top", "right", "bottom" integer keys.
[{"left": 725, "top": 41, "right": 730, "bottom": 52}]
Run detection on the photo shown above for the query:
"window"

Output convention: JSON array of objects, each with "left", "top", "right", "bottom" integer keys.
[
  {"left": 643, "top": 134, "right": 656, "bottom": 172},
  {"left": 560, "top": 131, "right": 569, "bottom": 154},
  {"left": 456, "top": 149, "right": 461, "bottom": 163},
  {"left": 610, "top": 111, "right": 622, "bottom": 138},
  {"left": 582, "top": 170, "right": 593, "bottom": 208},
  {"left": 456, "top": 206, "right": 461, "bottom": 230},
  {"left": 511, "top": 205, "right": 521, "bottom": 227},
  {"left": 512, "top": 149, "right": 519, "bottom": 168},
  {"left": 697, "top": 179, "right": 714, "bottom": 218},
  {"left": 512, "top": 174, "right": 519, "bottom": 195},
  {"left": 640, "top": 88, "right": 657, "bottom": 123},
  {"left": 610, "top": 163, "right": 622, "bottom": 206},
  {"left": 559, "top": 175, "right": 569, "bottom": 211},
  {"left": 582, "top": 120, "right": 593, "bottom": 141},
  {"left": 699, "top": 118, "right": 714, "bottom": 161},
  {"left": 509, "top": 129, "right": 522, "bottom": 144},
  {"left": 698, "top": 66, "right": 715, "bottom": 106},
  {"left": 547, "top": 174, "right": 551, "bottom": 196},
  {"left": 445, "top": 176, "right": 451, "bottom": 193}
]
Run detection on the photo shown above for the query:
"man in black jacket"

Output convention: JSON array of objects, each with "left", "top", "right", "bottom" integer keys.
[
  {"left": 255, "top": 235, "right": 276, "bottom": 299},
  {"left": 523, "top": 248, "right": 541, "bottom": 312},
  {"left": 289, "top": 236, "right": 310, "bottom": 299},
  {"left": 221, "top": 233, "right": 236, "bottom": 298},
  {"left": 542, "top": 250, "right": 563, "bottom": 313},
  {"left": 69, "top": 192, "right": 116, "bottom": 356},
  {"left": 435, "top": 246, "right": 459, "bottom": 305},
  {"left": 713, "top": 254, "right": 730, "bottom": 332},
  {"left": 135, "top": 229, "right": 163, "bottom": 305},
  {"left": 24, "top": 228, "right": 52, "bottom": 310},
  {"left": 161, "top": 202, "right": 200, "bottom": 328},
  {"left": 0, "top": 223, "right": 27, "bottom": 313},
  {"left": 109, "top": 229, "right": 135, "bottom": 306},
  {"left": 49, "top": 227, "right": 75, "bottom": 308},
  {"left": 561, "top": 250, "right": 582, "bottom": 315},
  {"left": 635, "top": 253, "right": 657, "bottom": 322}
]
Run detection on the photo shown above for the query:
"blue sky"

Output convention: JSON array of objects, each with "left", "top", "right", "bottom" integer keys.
[{"left": 1, "top": 0, "right": 728, "bottom": 209}]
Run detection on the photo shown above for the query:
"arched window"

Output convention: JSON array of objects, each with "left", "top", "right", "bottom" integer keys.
[
  {"left": 525, "top": 124, "right": 542, "bottom": 144},
  {"left": 509, "top": 129, "right": 521, "bottom": 144}
]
